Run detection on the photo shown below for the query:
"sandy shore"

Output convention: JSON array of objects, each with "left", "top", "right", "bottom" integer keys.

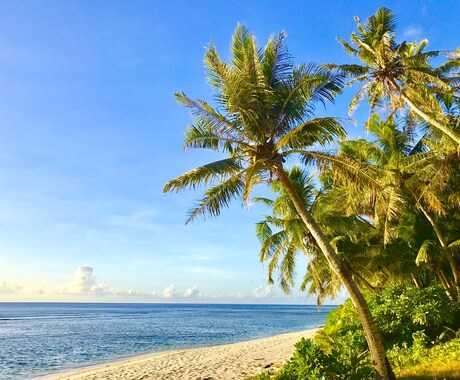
[{"left": 42, "top": 328, "right": 318, "bottom": 380}]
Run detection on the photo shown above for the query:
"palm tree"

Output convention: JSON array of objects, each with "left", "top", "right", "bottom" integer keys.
[
  {"left": 256, "top": 166, "right": 384, "bottom": 305},
  {"left": 334, "top": 7, "right": 460, "bottom": 145},
  {"left": 164, "top": 25, "right": 395, "bottom": 379},
  {"left": 318, "top": 182, "right": 428, "bottom": 290},
  {"left": 255, "top": 167, "right": 319, "bottom": 294},
  {"left": 401, "top": 213, "right": 456, "bottom": 298},
  {"left": 332, "top": 114, "right": 460, "bottom": 295},
  {"left": 411, "top": 122, "right": 460, "bottom": 292}
]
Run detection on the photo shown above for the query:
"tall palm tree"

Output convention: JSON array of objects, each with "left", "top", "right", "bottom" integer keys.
[
  {"left": 256, "top": 166, "right": 386, "bottom": 304},
  {"left": 334, "top": 7, "right": 460, "bottom": 145},
  {"left": 332, "top": 114, "right": 459, "bottom": 295},
  {"left": 318, "top": 181, "right": 428, "bottom": 290},
  {"left": 164, "top": 25, "right": 394, "bottom": 379},
  {"left": 412, "top": 119, "right": 460, "bottom": 292},
  {"left": 255, "top": 167, "right": 319, "bottom": 294}
]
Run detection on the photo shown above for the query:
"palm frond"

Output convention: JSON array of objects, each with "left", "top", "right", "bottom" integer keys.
[
  {"left": 163, "top": 158, "right": 243, "bottom": 193},
  {"left": 276, "top": 117, "right": 347, "bottom": 150},
  {"left": 349, "top": 82, "right": 372, "bottom": 115},
  {"left": 415, "top": 239, "right": 438, "bottom": 265},
  {"left": 255, "top": 220, "right": 272, "bottom": 244},
  {"left": 253, "top": 197, "right": 275, "bottom": 207},
  {"left": 186, "top": 173, "right": 245, "bottom": 223},
  {"left": 262, "top": 31, "right": 292, "bottom": 86},
  {"left": 448, "top": 239, "right": 460, "bottom": 249},
  {"left": 333, "top": 64, "right": 369, "bottom": 79},
  {"left": 184, "top": 122, "right": 249, "bottom": 152},
  {"left": 336, "top": 37, "right": 359, "bottom": 56},
  {"left": 279, "top": 240, "right": 297, "bottom": 293},
  {"left": 299, "top": 151, "right": 381, "bottom": 191},
  {"left": 176, "top": 92, "right": 244, "bottom": 142}
]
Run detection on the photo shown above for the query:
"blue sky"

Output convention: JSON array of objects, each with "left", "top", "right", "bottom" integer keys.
[{"left": 0, "top": 1, "right": 459, "bottom": 303}]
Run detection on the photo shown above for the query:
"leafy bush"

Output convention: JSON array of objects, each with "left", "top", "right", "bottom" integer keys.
[
  {"left": 257, "top": 338, "right": 372, "bottom": 380},
  {"left": 369, "top": 285, "right": 460, "bottom": 347},
  {"left": 388, "top": 335, "right": 460, "bottom": 371},
  {"left": 250, "top": 284, "right": 460, "bottom": 379},
  {"left": 319, "top": 285, "right": 460, "bottom": 350},
  {"left": 387, "top": 331, "right": 429, "bottom": 370}
]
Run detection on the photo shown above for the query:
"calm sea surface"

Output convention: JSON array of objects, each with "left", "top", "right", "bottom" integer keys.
[{"left": 0, "top": 303, "right": 335, "bottom": 380}]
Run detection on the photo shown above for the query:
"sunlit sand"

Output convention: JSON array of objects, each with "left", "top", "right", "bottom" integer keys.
[{"left": 43, "top": 329, "right": 318, "bottom": 380}]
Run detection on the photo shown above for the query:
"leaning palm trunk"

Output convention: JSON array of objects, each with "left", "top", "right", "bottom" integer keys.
[
  {"left": 166, "top": 25, "right": 396, "bottom": 380},
  {"left": 432, "top": 264, "right": 455, "bottom": 299},
  {"left": 418, "top": 204, "right": 460, "bottom": 293},
  {"left": 389, "top": 79, "right": 460, "bottom": 145},
  {"left": 349, "top": 266, "right": 377, "bottom": 293},
  {"left": 273, "top": 163, "right": 395, "bottom": 380}
]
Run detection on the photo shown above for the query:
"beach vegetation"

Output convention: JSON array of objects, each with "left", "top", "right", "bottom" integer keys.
[
  {"left": 164, "top": 23, "right": 395, "bottom": 379},
  {"left": 331, "top": 7, "right": 460, "bottom": 145},
  {"left": 250, "top": 285, "right": 460, "bottom": 379},
  {"left": 166, "top": 5, "right": 460, "bottom": 380}
]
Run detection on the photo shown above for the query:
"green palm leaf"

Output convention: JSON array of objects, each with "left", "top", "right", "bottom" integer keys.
[{"left": 163, "top": 158, "right": 243, "bottom": 193}]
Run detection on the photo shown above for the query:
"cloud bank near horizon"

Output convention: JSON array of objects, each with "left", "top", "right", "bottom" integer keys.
[{"left": 0, "top": 265, "right": 298, "bottom": 303}]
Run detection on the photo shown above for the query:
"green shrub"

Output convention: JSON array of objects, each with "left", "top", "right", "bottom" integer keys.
[
  {"left": 387, "top": 331, "right": 429, "bottom": 370},
  {"left": 278, "top": 338, "right": 332, "bottom": 380},
  {"left": 251, "top": 285, "right": 460, "bottom": 379},
  {"left": 255, "top": 337, "right": 372, "bottom": 380},
  {"left": 370, "top": 285, "right": 459, "bottom": 347},
  {"left": 319, "top": 285, "right": 459, "bottom": 350},
  {"left": 388, "top": 335, "right": 460, "bottom": 371}
]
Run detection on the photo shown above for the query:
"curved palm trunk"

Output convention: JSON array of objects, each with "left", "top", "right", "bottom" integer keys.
[
  {"left": 411, "top": 274, "right": 422, "bottom": 288},
  {"left": 418, "top": 204, "right": 460, "bottom": 292},
  {"left": 432, "top": 264, "right": 454, "bottom": 300},
  {"left": 273, "top": 164, "right": 395, "bottom": 380},
  {"left": 389, "top": 78, "right": 460, "bottom": 145},
  {"left": 350, "top": 267, "right": 377, "bottom": 293}
]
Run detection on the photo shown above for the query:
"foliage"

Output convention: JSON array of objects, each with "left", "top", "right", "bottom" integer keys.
[
  {"left": 388, "top": 336, "right": 460, "bottom": 372},
  {"left": 318, "top": 285, "right": 460, "bottom": 349},
  {"left": 168, "top": 6, "right": 460, "bottom": 380},
  {"left": 165, "top": 16, "right": 396, "bottom": 378},
  {"left": 251, "top": 285, "right": 460, "bottom": 379},
  {"left": 369, "top": 285, "right": 460, "bottom": 346},
  {"left": 250, "top": 337, "right": 372, "bottom": 380}
]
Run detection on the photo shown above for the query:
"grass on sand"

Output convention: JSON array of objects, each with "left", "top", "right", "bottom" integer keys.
[{"left": 397, "top": 360, "right": 460, "bottom": 379}]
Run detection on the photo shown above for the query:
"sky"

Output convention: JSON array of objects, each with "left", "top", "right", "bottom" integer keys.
[{"left": 0, "top": 1, "right": 459, "bottom": 303}]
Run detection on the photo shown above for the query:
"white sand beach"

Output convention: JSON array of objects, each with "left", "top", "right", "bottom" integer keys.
[{"left": 42, "top": 328, "right": 318, "bottom": 380}]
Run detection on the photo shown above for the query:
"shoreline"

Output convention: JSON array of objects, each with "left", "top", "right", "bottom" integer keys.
[{"left": 40, "top": 328, "right": 319, "bottom": 380}]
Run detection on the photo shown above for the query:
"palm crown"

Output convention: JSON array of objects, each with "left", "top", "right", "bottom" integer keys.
[
  {"left": 164, "top": 25, "right": 345, "bottom": 221},
  {"left": 165, "top": 24, "right": 395, "bottom": 378},
  {"left": 335, "top": 7, "right": 460, "bottom": 144}
]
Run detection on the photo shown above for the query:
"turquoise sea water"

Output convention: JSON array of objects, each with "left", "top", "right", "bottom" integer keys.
[{"left": 0, "top": 303, "right": 335, "bottom": 380}]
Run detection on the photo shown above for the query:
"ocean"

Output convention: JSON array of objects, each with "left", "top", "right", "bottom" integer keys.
[{"left": 0, "top": 302, "right": 335, "bottom": 380}]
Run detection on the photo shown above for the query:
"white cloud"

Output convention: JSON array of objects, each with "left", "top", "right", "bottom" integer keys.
[
  {"left": 66, "top": 266, "right": 113, "bottom": 295},
  {"left": 0, "top": 278, "right": 55, "bottom": 295},
  {"left": 252, "top": 285, "right": 274, "bottom": 299},
  {"left": 183, "top": 286, "right": 200, "bottom": 298},
  {"left": 402, "top": 26, "right": 423, "bottom": 40},
  {"left": 70, "top": 266, "right": 96, "bottom": 293},
  {"left": 0, "top": 282, "right": 22, "bottom": 294},
  {"left": 161, "top": 284, "right": 176, "bottom": 298},
  {"left": 0, "top": 267, "right": 314, "bottom": 303}
]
